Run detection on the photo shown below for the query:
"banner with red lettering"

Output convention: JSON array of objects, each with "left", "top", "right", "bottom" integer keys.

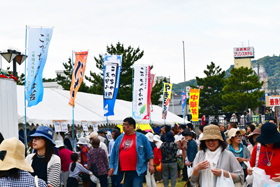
[
  {"left": 69, "top": 51, "right": 88, "bottom": 107},
  {"left": 189, "top": 89, "right": 200, "bottom": 121}
]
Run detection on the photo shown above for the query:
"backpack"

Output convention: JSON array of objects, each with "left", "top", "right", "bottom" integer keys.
[{"left": 153, "top": 147, "right": 162, "bottom": 166}]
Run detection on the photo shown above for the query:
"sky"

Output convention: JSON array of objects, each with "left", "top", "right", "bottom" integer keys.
[{"left": 1, "top": 0, "right": 280, "bottom": 84}]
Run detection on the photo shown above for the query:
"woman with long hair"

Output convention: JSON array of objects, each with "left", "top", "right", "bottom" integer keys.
[
  {"left": 190, "top": 125, "right": 244, "bottom": 187},
  {"left": 26, "top": 126, "right": 61, "bottom": 187}
]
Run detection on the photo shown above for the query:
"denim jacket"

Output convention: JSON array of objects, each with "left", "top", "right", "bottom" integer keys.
[{"left": 109, "top": 132, "right": 154, "bottom": 176}]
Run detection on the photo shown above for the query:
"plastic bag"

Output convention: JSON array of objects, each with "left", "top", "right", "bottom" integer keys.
[
  {"left": 252, "top": 167, "right": 280, "bottom": 187},
  {"left": 90, "top": 174, "right": 100, "bottom": 184},
  {"left": 216, "top": 169, "right": 235, "bottom": 187},
  {"left": 187, "top": 166, "right": 193, "bottom": 177}
]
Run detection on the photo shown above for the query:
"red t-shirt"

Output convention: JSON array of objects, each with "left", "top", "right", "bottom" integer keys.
[
  {"left": 250, "top": 144, "right": 280, "bottom": 179},
  {"left": 119, "top": 133, "right": 137, "bottom": 171},
  {"left": 59, "top": 148, "right": 73, "bottom": 172}
]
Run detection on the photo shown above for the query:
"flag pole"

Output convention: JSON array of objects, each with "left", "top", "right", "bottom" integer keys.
[
  {"left": 71, "top": 51, "right": 75, "bottom": 151},
  {"left": 182, "top": 41, "right": 188, "bottom": 123},
  {"left": 24, "top": 25, "right": 28, "bottom": 148},
  {"left": 162, "top": 82, "right": 166, "bottom": 126}
]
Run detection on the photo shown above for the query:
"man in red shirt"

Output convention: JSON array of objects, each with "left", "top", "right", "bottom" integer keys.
[
  {"left": 55, "top": 139, "right": 73, "bottom": 187},
  {"left": 108, "top": 117, "right": 154, "bottom": 187}
]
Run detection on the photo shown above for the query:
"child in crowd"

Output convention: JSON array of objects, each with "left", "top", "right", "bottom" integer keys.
[{"left": 67, "top": 153, "right": 93, "bottom": 187}]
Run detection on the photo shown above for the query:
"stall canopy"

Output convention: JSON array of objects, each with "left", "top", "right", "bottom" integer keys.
[{"left": 17, "top": 85, "right": 188, "bottom": 127}]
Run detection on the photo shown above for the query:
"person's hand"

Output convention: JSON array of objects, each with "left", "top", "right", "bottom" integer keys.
[
  {"left": 149, "top": 164, "right": 155, "bottom": 175},
  {"left": 193, "top": 160, "right": 209, "bottom": 172},
  {"left": 177, "top": 153, "right": 182, "bottom": 157},
  {"left": 186, "top": 161, "right": 191, "bottom": 166},
  {"left": 236, "top": 157, "right": 244, "bottom": 163},
  {"left": 47, "top": 184, "right": 53, "bottom": 187},
  {"left": 108, "top": 168, "right": 114, "bottom": 177},
  {"left": 247, "top": 167, "right": 253, "bottom": 175},
  {"left": 272, "top": 174, "right": 280, "bottom": 182},
  {"left": 211, "top": 169, "right": 222, "bottom": 177}
]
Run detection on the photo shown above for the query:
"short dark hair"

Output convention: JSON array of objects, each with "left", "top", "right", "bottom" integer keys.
[
  {"left": 229, "top": 122, "right": 237, "bottom": 128},
  {"left": 114, "top": 126, "right": 121, "bottom": 132},
  {"left": 199, "top": 125, "right": 204, "bottom": 132},
  {"left": 269, "top": 118, "right": 277, "bottom": 124},
  {"left": 200, "top": 140, "right": 227, "bottom": 152},
  {"left": 211, "top": 122, "right": 219, "bottom": 126},
  {"left": 178, "top": 125, "right": 186, "bottom": 130},
  {"left": 163, "top": 125, "right": 170, "bottom": 133},
  {"left": 112, "top": 129, "right": 121, "bottom": 140},
  {"left": 171, "top": 127, "right": 179, "bottom": 135},
  {"left": 123, "top": 117, "right": 136, "bottom": 129},
  {"left": 187, "top": 123, "right": 193, "bottom": 130},
  {"left": 91, "top": 137, "right": 100, "bottom": 148}
]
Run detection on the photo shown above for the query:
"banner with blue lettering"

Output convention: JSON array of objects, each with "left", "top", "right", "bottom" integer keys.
[
  {"left": 103, "top": 55, "right": 122, "bottom": 116},
  {"left": 26, "top": 27, "right": 53, "bottom": 107},
  {"left": 181, "top": 88, "right": 187, "bottom": 117}
]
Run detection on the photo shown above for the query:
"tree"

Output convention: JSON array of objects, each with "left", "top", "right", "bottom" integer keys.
[
  {"left": 222, "top": 67, "right": 264, "bottom": 114},
  {"left": 190, "top": 62, "right": 226, "bottom": 116},
  {"left": 56, "top": 58, "right": 89, "bottom": 92},
  {"left": 17, "top": 73, "right": 25, "bottom": 85},
  {"left": 85, "top": 42, "right": 144, "bottom": 101}
]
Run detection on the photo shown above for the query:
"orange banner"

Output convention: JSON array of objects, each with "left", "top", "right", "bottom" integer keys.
[
  {"left": 189, "top": 89, "right": 200, "bottom": 121},
  {"left": 69, "top": 51, "right": 88, "bottom": 107}
]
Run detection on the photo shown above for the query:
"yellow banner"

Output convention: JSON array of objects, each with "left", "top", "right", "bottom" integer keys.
[
  {"left": 117, "top": 124, "right": 154, "bottom": 133},
  {"left": 162, "top": 83, "right": 172, "bottom": 119},
  {"left": 69, "top": 51, "right": 88, "bottom": 107},
  {"left": 189, "top": 89, "right": 200, "bottom": 121}
]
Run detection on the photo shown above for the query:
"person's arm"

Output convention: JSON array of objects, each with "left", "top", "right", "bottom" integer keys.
[
  {"left": 108, "top": 140, "right": 117, "bottom": 176},
  {"left": 102, "top": 149, "right": 109, "bottom": 171},
  {"left": 77, "top": 163, "right": 92, "bottom": 175},
  {"left": 87, "top": 151, "right": 92, "bottom": 171},
  {"left": 47, "top": 155, "right": 61, "bottom": 187},
  {"left": 228, "top": 151, "right": 244, "bottom": 183}
]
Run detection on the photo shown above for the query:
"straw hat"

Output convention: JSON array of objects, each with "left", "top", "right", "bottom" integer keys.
[
  {"left": 86, "top": 132, "right": 98, "bottom": 139},
  {"left": 0, "top": 137, "right": 33, "bottom": 172},
  {"left": 200, "top": 125, "right": 224, "bottom": 142},
  {"left": 227, "top": 128, "right": 245, "bottom": 144}
]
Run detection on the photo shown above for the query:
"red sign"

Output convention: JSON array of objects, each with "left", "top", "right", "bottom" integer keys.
[{"left": 233, "top": 47, "right": 254, "bottom": 58}]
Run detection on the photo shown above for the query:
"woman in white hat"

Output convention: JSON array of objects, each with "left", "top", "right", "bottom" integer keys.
[
  {"left": 190, "top": 125, "right": 244, "bottom": 187},
  {"left": 226, "top": 128, "right": 251, "bottom": 179},
  {"left": 0, "top": 137, "right": 47, "bottom": 186},
  {"left": 26, "top": 126, "right": 61, "bottom": 187}
]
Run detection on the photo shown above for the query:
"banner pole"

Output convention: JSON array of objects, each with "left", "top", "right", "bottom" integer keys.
[
  {"left": 162, "top": 82, "right": 166, "bottom": 126},
  {"left": 24, "top": 25, "right": 28, "bottom": 148},
  {"left": 106, "top": 116, "right": 109, "bottom": 131},
  {"left": 71, "top": 51, "right": 75, "bottom": 151},
  {"left": 132, "top": 67, "right": 134, "bottom": 118}
]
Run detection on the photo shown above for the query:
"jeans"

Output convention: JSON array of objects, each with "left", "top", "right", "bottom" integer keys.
[
  {"left": 111, "top": 172, "right": 122, "bottom": 187},
  {"left": 121, "top": 171, "right": 145, "bottom": 187},
  {"left": 89, "top": 174, "right": 108, "bottom": 187},
  {"left": 162, "top": 162, "right": 177, "bottom": 187}
]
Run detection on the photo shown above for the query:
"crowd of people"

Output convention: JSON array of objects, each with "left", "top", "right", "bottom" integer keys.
[{"left": 0, "top": 114, "right": 280, "bottom": 187}]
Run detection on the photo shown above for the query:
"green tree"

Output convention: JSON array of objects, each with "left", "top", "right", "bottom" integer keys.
[
  {"left": 56, "top": 58, "right": 89, "bottom": 92},
  {"left": 222, "top": 67, "right": 264, "bottom": 114},
  {"left": 17, "top": 73, "right": 25, "bottom": 85},
  {"left": 85, "top": 42, "right": 144, "bottom": 101},
  {"left": 190, "top": 62, "right": 226, "bottom": 116}
]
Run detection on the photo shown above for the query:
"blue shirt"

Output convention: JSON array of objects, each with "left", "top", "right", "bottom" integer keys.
[
  {"left": 109, "top": 132, "right": 154, "bottom": 176},
  {"left": 68, "top": 162, "right": 91, "bottom": 179},
  {"left": 0, "top": 170, "right": 47, "bottom": 187},
  {"left": 108, "top": 139, "right": 115, "bottom": 157},
  {"left": 187, "top": 139, "right": 197, "bottom": 162}
]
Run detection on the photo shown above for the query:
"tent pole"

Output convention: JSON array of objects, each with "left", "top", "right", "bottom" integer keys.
[
  {"left": 106, "top": 116, "right": 109, "bottom": 131},
  {"left": 24, "top": 25, "right": 28, "bottom": 148}
]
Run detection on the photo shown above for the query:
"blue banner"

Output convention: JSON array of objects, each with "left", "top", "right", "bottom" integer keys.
[
  {"left": 103, "top": 55, "right": 122, "bottom": 116},
  {"left": 26, "top": 28, "right": 53, "bottom": 107},
  {"left": 181, "top": 88, "right": 187, "bottom": 117}
]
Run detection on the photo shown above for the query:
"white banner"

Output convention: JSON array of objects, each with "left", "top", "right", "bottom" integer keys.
[
  {"left": 132, "top": 65, "right": 151, "bottom": 120},
  {"left": 82, "top": 121, "right": 89, "bottom": 131},
  {"left": 92, "top": 122, "right": 98, "bottom": 133}
]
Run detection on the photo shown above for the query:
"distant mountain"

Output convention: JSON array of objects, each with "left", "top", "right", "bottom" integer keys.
[{"left": 172, "top": 55, "right": 280, "bottom": 94}]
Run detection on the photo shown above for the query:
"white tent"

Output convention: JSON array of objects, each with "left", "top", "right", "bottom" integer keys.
[{"left": 17, "top": 85, "right": 188, "bottom": 127}]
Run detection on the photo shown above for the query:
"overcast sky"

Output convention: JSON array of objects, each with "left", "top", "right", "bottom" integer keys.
[{"left": 1, "top": 0, "right": 280, "bottom": 84}]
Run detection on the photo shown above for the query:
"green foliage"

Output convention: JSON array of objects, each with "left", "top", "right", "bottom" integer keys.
[
  {"left": 222, "top": 67, "right": 264, "bottom": 114},
  {"left": 56, "top": 58, "right": 89, "bottom": 93},
  {"left": 151, "top": 77, "right": 168, "bottom": 105},
  {"left": 17, "top": 73, "right": 25, "bottom": 85},
  {"left": 190, "top": 62, "right": 226, "bottom": 116},
  {"left": 43, "top": 78, "right": 56, "bottom": 82},
  {"left": 172, "top": 79, "right": 197, "bottom": 94},
  {"left": 85, "top": 42, "right": 144, "bottom": 101}
]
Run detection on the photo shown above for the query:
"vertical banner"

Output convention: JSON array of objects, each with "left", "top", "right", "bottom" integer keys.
[
  {"left": 26, "top": 27, "right": 53, "bottom": 107},
  {"left": 132, "top": 65, "right": 151, "bottom": 120},
  {"left": 103, "top": 55, "right": 122, "bottom": 116},
  {"left": 162, "top": 83, "right": 172, "bottom": 119},
  {"left": 189, "top": 89, "right": 200, "bottom": 121},
  {"left": 181, "top": 88, "right": 187, "bottom": 117},
  {"left": 150, "top": 74, "right": 155, "bottom": 112},
  {"left": 69, "top": 51, "right": 88, "bottom": 107},
  {"left": 81, "top": 121, "right": 88, "bottom": 131}
]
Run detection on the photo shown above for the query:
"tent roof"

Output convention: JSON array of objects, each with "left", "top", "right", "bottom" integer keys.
[{"left": 17, "top": 85, "right": 188, "bottom": 127}]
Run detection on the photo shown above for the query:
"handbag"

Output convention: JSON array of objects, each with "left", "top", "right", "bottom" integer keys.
[
  {"left": 177, "top": 157, "right": 184, "bottom": 170},
  {"left": 156, "top": 162, "right": 162, "bottom": 172}
]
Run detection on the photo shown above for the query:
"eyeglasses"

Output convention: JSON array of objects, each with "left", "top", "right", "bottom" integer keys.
[
  {"left": 32, "top": 137, "right": 42, "bottom": 141},
  {"left": 235, "top": 135, "right": 242, "bottom": 139}
]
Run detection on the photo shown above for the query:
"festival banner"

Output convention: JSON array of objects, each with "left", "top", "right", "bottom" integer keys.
[
  {"left": 69, "top": 51, "right": 88, "bottom": 107},
  {"left": 189, "top": 89, "right": 200, "bottom": 121},
  {"left": 132, "top": 65, "right": 151, "bottom": 120},
  {"left": 150, "top": 74, "right": 155, "bottom": 112},
  {"left": 181, "top": 88, "right": 187, "bottom": 117},
  {"left": 103, "top": 55, "right": 122, "bottom": 116},
  {"left": 162, "top": 83, "right": 172, "bottom": 119},
  {"left": 26, "top": 27, "right": 53, "bottom": 107}
]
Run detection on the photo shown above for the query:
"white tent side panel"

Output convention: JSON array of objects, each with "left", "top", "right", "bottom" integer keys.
[{"left": 0, "top": 78, "right": 18, "bottom": 139}]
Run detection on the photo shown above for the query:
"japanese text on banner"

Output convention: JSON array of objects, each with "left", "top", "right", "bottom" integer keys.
[
  {"left": 103, "top": 55, "right": 122, "bottom": 116},
  {"left": 162, "top": 83, "right": 172, "bottom": 119},
  {"left": 189, "top": 89, "right": 200, "bottom": 121},
  {"left": 181, "top": 88, "right": 187, "bottom": 117},
  {"left": 69, "top": 51, "right": 88, "bottom": 107},
  {"left": 132, "top": 65, "right": 151, "bottom": 120},
  {"left": 26, "top": 28, "right": 53, "bottom": 107}
]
